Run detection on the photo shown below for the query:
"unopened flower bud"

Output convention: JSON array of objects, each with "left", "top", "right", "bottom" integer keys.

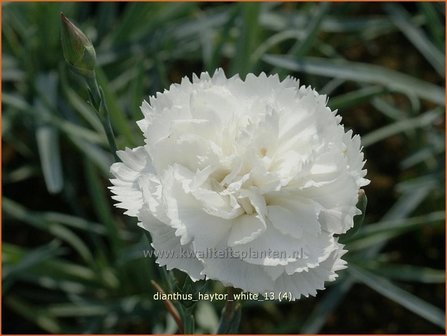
[{"left": 60, "top": 13, "right": 96, "bottom": 78}]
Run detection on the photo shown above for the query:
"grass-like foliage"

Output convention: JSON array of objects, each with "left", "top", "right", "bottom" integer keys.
[{"left": 2, "top": 2, "right": 445, "bottom": 333}]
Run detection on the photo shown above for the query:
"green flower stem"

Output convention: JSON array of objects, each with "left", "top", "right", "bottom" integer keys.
[
  {"left": 84, "top": 76, "right": 101, "bottom": 109},
  {"left": 61, "top": 13, "right": 118, "bottom": 160},
  {"left": 159, "top": 266, "right": 195, "bottom": 334},
  {"left": 217, "top": 287, "right": 242, "bottom": 334},
  {"left": 84, "top": 75, "right": 119, "bottom": 161},
  {"left": 151, "top": 280, "right": 184, "bottom": 334}
]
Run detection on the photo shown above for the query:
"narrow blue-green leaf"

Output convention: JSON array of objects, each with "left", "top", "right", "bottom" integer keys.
[
  {"left": 5, "top": 297, "right": 63, "bottom": 333},
  {"left": 173, "top": 8, "right": 229, "bottom": 40},
  {"left": 111, "top": 3, "right": 156, "bottom": 44},
  {"left": 250, "top": 30, "right": 299, "bottom": 66},
  {"left": 3, "top": 53, "right": 18, "bottom": 69},
  {"left": 301, "top": 277, "right": 355, "bottom": 333},
  {"left": 42, "top": 212, "right": 107, "bottom": 235},
  {"left": 3, "top": 243, "right": 101, "bottom": 287},
  {"left": 217, "top": 297, "right": 242, "bottom": 334},
  {"left": 129, "top": 59, "right": 146, "bottom": 121},
  {"left": 96, "top": 67, "right": 136, "bottom": 147},
  {"left": 20, "top": 274, "right": 89, "bottom": 295},
  {"left": 275, "top": 3, "right": 330, "bottom": 77},
  {"left": 329, "top": 86, "right": 387, "bottom": 110},
  {"left": 47, "top": 224, "right": 94, "bottom": 265},
  {"left": 35, "top": 73, "right": 63, "bottom": 194},
  {"left": 366, "top": 183, "right": 434, "bottom": 260},
  {"left": 3, "top": 93, "right": 107, "bottom": 145},
  {"left": 396, "top": 174, "right": 440, "bottom": 194},
  {"left": 353, "top": 211, "right": 444, "bottom": 238},
  {"left": 364, "top": 263, "right": 445, "bottom": 284},
  {"left": 46, "top": 303, "right": 108, "bottom": 317},
  {"left": 36, "top": 125, "right": 63, "bottom": 194},
  {"left": 97, "top": 3, "right": 118, "bottom": 43},
  {"left": 263, "top": 55, "right": 445, "bottom": 105},
  {"left": 362, "top": 108, "right": 443, "bottom": 147},
  {"left": 260, "top": 11, "right": 425, "bottom": 38},
  {"left": 401, "top": 143, "right": 445, "bottom": 169},
  {"left": 2, "top": 93, "right": 29, "bottom": 111},
  {"left": 385, "top": 3, "right": 444, "bottom": 77},
  {"left": 230, "top": 3, "right": 261, "bottom": 76},
  {"left": 70, "top": 137, "right": 112, "bottom": 175},
  {"left": 345, "top": 211, "right": 444, "bottom": 250},
  {"left": 419, "top": 3, "right": 444, "bottom": 50},
  {"left": 260, "top": 12, "right": 389, "bottom": 33},
  {"left": 350, "top": 266, "right": 445, "bottom": 328},
  {"left": 320, "top": 78, "right": 345, "bottom": 95},
  {"left": 207, "top": 6, "right": 239, "bottom": 72},
  {"left": 291, "top": 3, "right": 330, "bottom": 55},
  {"left": 196, "top": 302, "right": 220, "bottom": 333},
  {"left": 3, "top": 165, "right": 38, "bottom": 184},
  {"left": 3, "top": 241, "right": 65, "bottom": 281},
  {"left": 83, "top": 159, "right": 122, "bottom": 256},
  {"left": 372, "top": 97, "right": 407, "bottom": 120},
  {"left": 3, "top": 198, "right": 97, "bottom": 264},
  {"left": 112, "top": 3, "right": 193, "bottom": 44},
  {"left": 2, "top": 68, "right": 25, "bottom": 82},
  {"left": 63, "top": 85, "right": 104, "bottom": 133}
]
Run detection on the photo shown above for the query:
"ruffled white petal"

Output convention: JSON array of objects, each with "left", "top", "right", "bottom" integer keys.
[
  {"left": 227, "top": 214, "right": 266, "bottom": 246},
  {"left": 110, "top": 69, "right": 368, "bottom": 299},
  {"left": 161, "top": 164, "right": 232, "bottom": 251},
  {"left": 138, "top": 208, "right": 204, "bottom": 281},
  {"left": 273, "top": 243, "right": 347, "bottom": 300},
  {"left": 230, "top": 224, "right": 335, "bottom": 268},
  {"left": 110, "top": 146, "right": 154, "bottom": 217},
  {"left": 200, "top": 243, "right": 275, "bottom": 293}
]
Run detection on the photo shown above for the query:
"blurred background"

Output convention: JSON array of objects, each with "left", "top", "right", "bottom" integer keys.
[{"left": 2, "top": 2, "right": 445, "bottom": 334}]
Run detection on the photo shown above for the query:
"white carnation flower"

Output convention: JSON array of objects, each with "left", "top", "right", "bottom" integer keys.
[{"left": 110, "top": 69, "right": 369, "bottom": 300}]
